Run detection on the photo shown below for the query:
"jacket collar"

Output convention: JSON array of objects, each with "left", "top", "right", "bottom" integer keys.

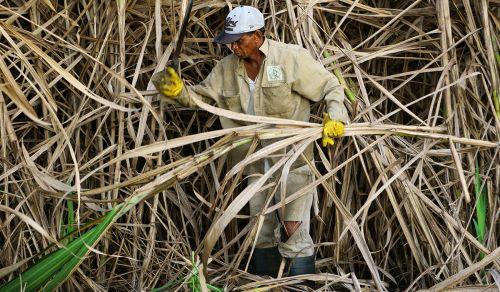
[{"left": 259, "top": 38, "right": 269, "bottom": 57}]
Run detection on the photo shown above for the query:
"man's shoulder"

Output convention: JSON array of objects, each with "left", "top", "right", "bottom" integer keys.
[
  {"left": 267, "top": 39, "right": 304, "bottom": 53},
  {"left": 219, "top": 54, "right": 238, "bottom": 67},
  {"left": 266, "top": 39, "right": 310, "bottom": 64}
]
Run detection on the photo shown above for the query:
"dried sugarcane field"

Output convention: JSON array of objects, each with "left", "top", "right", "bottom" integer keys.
[{"left": 0, "top": 0, "right": 499, "bottom": 291}]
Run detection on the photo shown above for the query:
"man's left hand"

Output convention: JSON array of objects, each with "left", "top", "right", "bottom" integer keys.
[{"left": 322, "top": 113, "right": 344, "bottom": 147}]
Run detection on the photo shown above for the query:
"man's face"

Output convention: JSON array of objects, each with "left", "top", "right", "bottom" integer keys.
[{"left": 230, "top": 32, "right": 259, "bottom": 59}]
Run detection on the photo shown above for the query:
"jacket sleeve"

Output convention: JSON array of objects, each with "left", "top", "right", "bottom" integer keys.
[
  {"left": 291, "top": 48, "right": 349, "bottom": 123},
  {"left": 176, "top": 62, "right": 223, "bottom": 108}
]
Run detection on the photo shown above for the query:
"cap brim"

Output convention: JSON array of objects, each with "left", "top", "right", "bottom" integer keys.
[{"left": 214, "top": 31, "right": 244, "bottom": 44}]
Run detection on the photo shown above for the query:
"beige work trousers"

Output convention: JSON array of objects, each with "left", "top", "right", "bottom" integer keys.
[{"left": 248, "top": 164, "right": 315, "bottom": 258}]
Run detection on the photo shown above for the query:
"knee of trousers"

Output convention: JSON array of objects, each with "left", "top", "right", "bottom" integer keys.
[
  {"left": 277, "top": 222, "right": 314, "bottom": 258},
  {"left": 276, "top": 165, "right": 314, "bottom": 222},
  {"left": 253, "top": 213, "right": 279, "bottom": 248}
]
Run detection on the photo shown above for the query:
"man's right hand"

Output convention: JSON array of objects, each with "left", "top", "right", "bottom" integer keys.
[{"left": 151, "top": 67, "right": 183, "bottom": 98}]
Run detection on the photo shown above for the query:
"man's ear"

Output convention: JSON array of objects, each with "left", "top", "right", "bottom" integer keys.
[{"left": 254, "top": 30, "right": 263, "bottom": 43}]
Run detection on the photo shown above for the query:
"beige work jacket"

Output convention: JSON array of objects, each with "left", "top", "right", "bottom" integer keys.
[{"left": 177, "top": 38, "right": 348, "bottom": 173}]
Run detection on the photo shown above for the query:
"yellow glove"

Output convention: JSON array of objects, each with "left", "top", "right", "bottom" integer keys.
[
  {"left": 151, "top": 67, "right": 183, "bottom": 97},
  {"left": 322, "top": 113, "right": 345, "bottom": 147}
]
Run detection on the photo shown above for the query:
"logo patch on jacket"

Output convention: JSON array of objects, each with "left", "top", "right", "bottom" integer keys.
[{"left": 266, "top": 65, "right": 284, "bottom": 82}]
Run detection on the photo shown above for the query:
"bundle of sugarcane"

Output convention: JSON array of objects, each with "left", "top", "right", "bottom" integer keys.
[{"left": 0, "top": 0, "right": 498, "bottom": 291}]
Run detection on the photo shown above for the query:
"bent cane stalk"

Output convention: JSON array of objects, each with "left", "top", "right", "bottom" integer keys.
[{"left": 0, "top": 136, "right": 253, "bottom": 291}]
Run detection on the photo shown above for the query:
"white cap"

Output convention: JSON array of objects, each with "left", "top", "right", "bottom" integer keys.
[{"left": 214, "top": 6, "right": 264, "bottom": 44}]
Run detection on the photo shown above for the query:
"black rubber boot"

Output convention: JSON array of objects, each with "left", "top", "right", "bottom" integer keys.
[
  {"left": 251, "top": 246, "right": 281, "bottom": 277},
  {"left": 288, "top": 255, "right": 315, "bottom": 288}
]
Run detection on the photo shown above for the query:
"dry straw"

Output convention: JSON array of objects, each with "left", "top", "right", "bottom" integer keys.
[{"left": 0, "top": 0, "right": 498, "bottom": 291}]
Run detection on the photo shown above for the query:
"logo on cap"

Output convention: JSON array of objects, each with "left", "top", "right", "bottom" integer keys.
[{"left": 224, "top": 17, "right": 238, "bottom": 31}]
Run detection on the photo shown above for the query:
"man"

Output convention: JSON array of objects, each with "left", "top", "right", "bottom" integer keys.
[{"left": 153, "top": 6, "right": 348, "bottom": 280}]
